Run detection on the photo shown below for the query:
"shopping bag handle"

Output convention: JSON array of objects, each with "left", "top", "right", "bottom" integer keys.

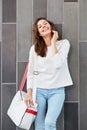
[{"left": 19, "top": 62, "right": 29, "bottom": 91}]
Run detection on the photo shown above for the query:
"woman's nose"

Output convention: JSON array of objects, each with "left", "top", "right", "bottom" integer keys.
[{"left": 42, "top": 25, "right": 46, "bottom": 29}]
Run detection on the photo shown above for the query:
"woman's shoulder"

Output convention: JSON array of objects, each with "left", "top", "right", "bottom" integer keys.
[
  {"left": 29, "top": 45, "right": 35, "bottom": 53},
  {"left": 29, "top": 45, "right": 38, "bottom": 56},
  {"left": 29, "top": 45, "right": 35, "bottom": 56},
  {"left": 56, "top": 39, "right": 70, "bottom": 46},
  {"left": 30, "top": 45, "right": 34, "bottom": 50},
  {"left": 57, "top": 39, "right": 70, "bottom": 43}
]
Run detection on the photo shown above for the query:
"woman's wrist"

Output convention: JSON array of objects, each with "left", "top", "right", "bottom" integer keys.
[
  {"left": 51, "top": 41, "right": 58, "bottom": 55},
  {"left": 27, "top": 88, "right": 32, "bottom": 94}
]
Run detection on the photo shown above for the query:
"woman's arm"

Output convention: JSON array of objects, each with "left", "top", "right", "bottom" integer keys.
[
  {"left": 27, "top": 46, "right": 34, "bottom": 90},
  {"left": 25, "top": 46, "right": 35, "bottom": 106},
  {"left": 51, "top": 30, "right": 59, "bottom": 55}
]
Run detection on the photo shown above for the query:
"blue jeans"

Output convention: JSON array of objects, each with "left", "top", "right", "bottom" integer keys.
[{"left": 35, "top": 87, "right": 65, "bottom": 130}]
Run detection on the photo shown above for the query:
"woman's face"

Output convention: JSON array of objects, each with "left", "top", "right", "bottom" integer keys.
[{"left": 37, "top": 19, "right": 52, "bottom": 37}]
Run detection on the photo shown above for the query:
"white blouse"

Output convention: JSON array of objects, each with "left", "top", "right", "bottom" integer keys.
[{"left": 27, "top": 39, "right": 73, "bottom": 89}]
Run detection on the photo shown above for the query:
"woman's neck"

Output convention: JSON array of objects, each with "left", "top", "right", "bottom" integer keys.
[{"left": 43, "top": 34, "right": 52, "bottom": 47}]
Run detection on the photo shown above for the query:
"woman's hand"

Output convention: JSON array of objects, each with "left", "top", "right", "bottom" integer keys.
[
  {"left": 51, "top": 30, "right": 59, "bottom": 45},
  {"left": 24, "top": 88, "right": 33, "bottom": 107}
]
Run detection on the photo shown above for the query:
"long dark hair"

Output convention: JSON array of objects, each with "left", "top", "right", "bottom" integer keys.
[{"left": 33, "top": 17, "right": 54, "bottom": 57}]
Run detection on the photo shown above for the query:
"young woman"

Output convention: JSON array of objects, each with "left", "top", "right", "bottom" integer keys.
[{"left": 25, "top": 17, "right": 73, "bottom": 130}]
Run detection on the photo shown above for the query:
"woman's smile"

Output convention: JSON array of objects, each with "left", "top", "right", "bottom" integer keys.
[{"left": 42, "top": 27, "right": 50, "bottom": 32}]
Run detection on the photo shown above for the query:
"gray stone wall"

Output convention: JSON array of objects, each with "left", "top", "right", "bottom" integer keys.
[{"left": 0, "top": 0, "right": 87, "bottom": 130}]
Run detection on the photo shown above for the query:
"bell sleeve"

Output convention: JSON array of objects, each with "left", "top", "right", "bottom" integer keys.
[{"left": 47, "top": 39, "right": 70, "bottom": 69}]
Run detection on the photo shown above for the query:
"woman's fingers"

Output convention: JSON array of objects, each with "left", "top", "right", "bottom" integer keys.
[
  {"left": 24, "top": 96, "right": 34, "bottom": 107},
  {"left": 24, "top": 97, "right": 29, "bottom": 106}
]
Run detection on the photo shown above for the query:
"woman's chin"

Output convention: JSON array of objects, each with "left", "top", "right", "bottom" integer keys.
[{"left": 41, "top": 31, "right": 52, "bottom": 37}]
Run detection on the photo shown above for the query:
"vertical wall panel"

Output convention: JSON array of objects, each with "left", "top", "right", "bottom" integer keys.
[
  {"left": 79, "top": 0, "right": 87, "bottom": 40},
  {"left": 2, "top": 24, "right": 16, "bottom": 83},
  {"left": 33, "top": 0, "right": 47, "bottom": 22},
  {"left": 47, "top": 0, "right": 63, "bottom": 24},
  {"left": 17, "top": 0, "right": 33, "bottom": 62},
  {"left": 2, "top": 84, "right": 16, "bottom": 130},
  {"left": 18, "top": 62, "right": 27, "bottom": 90},
  {"left": 64, "top": 103, "right": 78, "bottom": 130},
  {"left": 64, "top": 0, "right": 78, "bottom": 2},
  {"left": 3, "top": 0, "right": 16, "bottom": 22},
  {"left": 0, "top": 0, "right": 2, "bottom": 129},
  {"left": 63, "top": 3, "right": 78, "bottom": 101},
  {"left": 57, "top": 109, "right": 64, "bottom": 130},
  {"left": 54, "top": 24, "right": 62, "bottom": 40},
  {"left": 80, "top": 42, "right": 87, "bottom": 130},
  {"left": 0, "top": 42, "right": 1, "bottom": 129},
  {"left": 0, "top": 0, "right": 2, "bottom": 41}
]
